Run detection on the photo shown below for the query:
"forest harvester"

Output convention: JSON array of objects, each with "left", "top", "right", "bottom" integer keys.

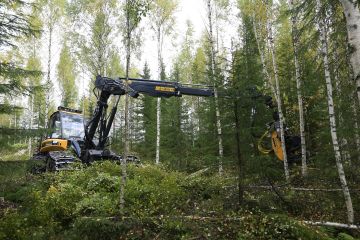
[
  {"left": 32, "top": 75, "right": 215, "bottom": 171},
  {"left": 31, "top": 75, "right": 301, "bottom": 172}
]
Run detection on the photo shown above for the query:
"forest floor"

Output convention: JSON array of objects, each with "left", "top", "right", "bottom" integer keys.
[{"left": 0, "top": 158, "right": 359, "bottom": 240}]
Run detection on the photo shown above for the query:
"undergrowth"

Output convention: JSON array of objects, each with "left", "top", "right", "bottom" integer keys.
[{"left": 0, "top": 161, "right": 355, "bottom": 239}]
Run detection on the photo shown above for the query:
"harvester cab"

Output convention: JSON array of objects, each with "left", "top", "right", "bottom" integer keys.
[
  {"left": 32, "top": 107, "right": 85, "bottom": 172},
  {"left": 48, "top": 107, "right": 84, "bottom": 140}
]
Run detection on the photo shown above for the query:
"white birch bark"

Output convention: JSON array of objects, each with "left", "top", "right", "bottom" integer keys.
[
  {"left": 252, "top": 15, "right": 277, "bottom": 99},
  {"left": 345, "top": 35, "right": 360, "bottom": 162},
  {"left": 339, "top": 0, "right": 360, "bottom": 105},
  {"left": 45, "top": 24, "right": 52, "bottom": 128},
  {"left": 28, "top": 93, "right": 34, "bottom": 157},
  {"left": 155, "top": 26, "right": 162, "bottom": 165},
  {"left": 120, "top": 0, "right": 131, "bottom": 211},
  {"left": 207, "top": 0, "right": 224, "bottom": 175},
  {"left": 316, "top": 0, "right": 354, "bottom": 224},
  {"left": 351, "top": 103, "right": 360, "bottom": 162},
  {"left": 265, "top": 1, "right": 290, "bottom": 180},
  {"left": 289, "top": 0, "right": 307, "bottom": 176},
  {"left": 333, "top": 45, "right": 351, "bottom": 163}
]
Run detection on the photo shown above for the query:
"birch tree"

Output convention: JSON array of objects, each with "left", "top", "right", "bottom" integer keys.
[
  {"left": 316, "top": 0, "right": 354, "bottom": 224},
  {"left": 288, "top": 0, "right": 307, "bottom": 176},
  {"left": 67, "top": 0, "right": 116, "bottom": 118},
  {"left": 206, "top": 0, "right": 224, "bottom": 175},
  {"left": 241, "top": 0, "right": 289, "bottom": 178},
  {"left": 41, "top": 0, "right": 65, "bottom": 127},
  {"left": 57, "top": 42, "right": 77, "bottom": 108},
  {"left": 120, "top": 0, "right": 149, "bottom": 211},
  {"left": 264, "top": 0, "right": 290, "bottom": 180},
  {"left": 252, "top": 15, "right": 276, "bottom": 97},
  {"left": 338, "top": 0, "right": 360, "bottom": 105},
  {"left": 149, "top": 0, "right": 178, "bottom": 164}
]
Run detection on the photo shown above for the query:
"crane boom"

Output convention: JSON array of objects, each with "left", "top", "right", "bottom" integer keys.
[
  {"left": 94, "top": 76, "right": 214, "bottom": 98},
  {"left": 83, "top": 75, "right": 215, "bottom": 163}
]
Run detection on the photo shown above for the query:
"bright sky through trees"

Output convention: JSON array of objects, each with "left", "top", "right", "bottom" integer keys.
[{"left": 35, "top": 0, "right": 239, "bottom": 105}]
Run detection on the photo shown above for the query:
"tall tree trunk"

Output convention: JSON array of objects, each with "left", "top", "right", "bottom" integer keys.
[
  {"left": 351, "top": 102, "right": 360, "bottom": 162},
  {"left": 339, "top": 0, "right": 360, "bottom": 105},
  {"left": 28, "top": 93, "right": 34, "bottom": 157},
  {"left": 265, "top": 1, "right": 290, "bottom": 180},
  {"left": 345, "top": 32, "right": 360, "bottom": 163},
  {"left": 333, "top": 44, "right": 351, "bottom": 163},
  {"left": 207, "top": 0, "right": 224, "bottom": 175},
  {"left": 234, "top": 100, "right": 244, "bottom": 206},
  {"left": 155, "top": 27, "right": 162, "bottom": 165},
  {"left": 120, "top": 0, "right": 131, "bottom": 211},
  {"left": 252, "top": 14, "right": 277, "bottom": 101},
  {"left": 316, "top": 0, "right": 354, "bottom": 224},
  {"left": 351, "top": 103, "right": 360, "bottom": 162},
  {"left": 289, "top": 0, "right": 307, "bottom": 176},
  {"left": 45, "top": 25, "right": 53, "bottom": 128}
]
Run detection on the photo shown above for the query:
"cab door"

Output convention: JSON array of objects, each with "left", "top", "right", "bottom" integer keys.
[{"left": 48, "top": 112, "right": 61, "bottom": 139}]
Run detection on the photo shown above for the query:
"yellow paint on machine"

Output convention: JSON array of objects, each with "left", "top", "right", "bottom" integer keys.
[
  {"left": 40, "top": 139, "right": 68, "bottom": 153},
  {"left": 155, "top": 86, "right": 175, "bottom": 92},
  {"left": 271, "top": 131, "right": 284, "bottom": 161}
]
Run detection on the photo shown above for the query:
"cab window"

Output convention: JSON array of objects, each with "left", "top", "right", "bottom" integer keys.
[{"left": 49, "top": 113, "right": 61, "bottom": 138}]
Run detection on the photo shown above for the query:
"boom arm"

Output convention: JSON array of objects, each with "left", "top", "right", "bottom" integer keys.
[
  {"left": 84, "top": 75, "right": 214, "bottom": 152},
  {"left": 94, "top": 76, "right": 214, "bottom": 98}
]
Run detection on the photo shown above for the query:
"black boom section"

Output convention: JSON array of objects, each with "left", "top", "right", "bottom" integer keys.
[
  {"left": 118, "top": 77, "right": 214, "bottom": 98},
  {"left": 83, "top": 75, "right": 215, "bottom": 162}
]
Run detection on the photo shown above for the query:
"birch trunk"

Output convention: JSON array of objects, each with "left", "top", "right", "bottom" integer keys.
[
  {"left": 45, "top": 25, "right": 52, "bottom": 128},
  {"left": 289, "top": 0, "right": 307, "bottom": 176},
  {"left": 351, "top": 103, "right": 360, "bottom": 162},
  {"left": 339, "top": 0, "right": 360, "bottom": 105},
  {"left": 207, "top": 0, "right": 224, "bottom": 175},
  {"left": 345, "top": 32, "right": 360, "bottom": 162},
  {"left": 28, "top": 93, "right": 34, "bottom": 157},
  {"left": 265, "top": 1, "right": 290, "bottom": 180},
  {"left": 252, "top": 14, "right": 277, "bottom": 99},
  {"left": 316, "top": 0, "right": 354, "bottom": 224},
  {"left": 120, "top": 1, "right": 131, "bottom": 211},
  {"left": 155, "top": 27, "right": 162, "bottom": 165},
  {"left": 333, "top": 45, "right": 351, "bottom": 163}
]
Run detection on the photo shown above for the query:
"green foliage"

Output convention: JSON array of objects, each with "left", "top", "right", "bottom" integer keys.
[
  {"left": 0, "top": 1, "right": 40, "bottom": 48},
  {"left": 124, "top": 0, "right": 150, "bottom": 31},
  {"left": 236, "top": 213, "right": 331, "bottom": 240},
  {"left": 0, "top": 1, "right": 41, "bottom": 118},
  {"left": 137, "top": 63, "right": 156, "bottom": 158},
  {"left": 337, "top": 232, "right": 354, "bottom": 240},
  {"left": 68, "top": 217, "right": 132, "bottom": 240},
  {"left": 0, "top": 162, "right": 335, "bottom": 239},
  {"left": 149, "top": 0, "right": 178, "bottom": 36},
  {"left": 57, "top": 42, "right": 78, "bottom": 108}
]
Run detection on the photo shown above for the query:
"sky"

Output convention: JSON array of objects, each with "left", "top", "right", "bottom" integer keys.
[
  {"left": 139, "top": 0, "right": 209, "bottom": 76},
  {"left": 37, "top": 0, "right": 240, "bottom": 106}
]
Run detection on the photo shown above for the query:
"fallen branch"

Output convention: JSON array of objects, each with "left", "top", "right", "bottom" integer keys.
[
  {"left": 248, "top": 186, "right": 360, "bottom": 192},
  {"left": 223, "top": 185, "right": 360, "bottom": 192},
  {"left": 79, "top": 216, "right": 360, "bottom": 229},
  {"left": 303, "top": 221, "right": 360, "bottom": 229},
  {"left": 186, "top": 168, "right": 210, "bottom": 179}
]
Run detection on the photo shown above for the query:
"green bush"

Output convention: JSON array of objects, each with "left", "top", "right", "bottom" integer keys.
[
  {"left": 125, "top": 165, "right": 187, "bottom": 217},
  {"left": 236, "top": 213, "right": 332, "bottom": 240},
  {"left": 66, "top": 217, "right": 133, "bottom": 240},
  {"left": 0, "top": 162, "right": 336, "bottom": 240}
]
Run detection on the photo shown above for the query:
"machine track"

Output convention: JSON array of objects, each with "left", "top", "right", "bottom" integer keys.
[{"left": 47, "top": 151, "right": 77, "bottom": 171}]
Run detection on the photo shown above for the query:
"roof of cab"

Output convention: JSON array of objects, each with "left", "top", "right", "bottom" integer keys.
[{"left": 57, "top": 106, "right": 82, "bottom": 114}]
